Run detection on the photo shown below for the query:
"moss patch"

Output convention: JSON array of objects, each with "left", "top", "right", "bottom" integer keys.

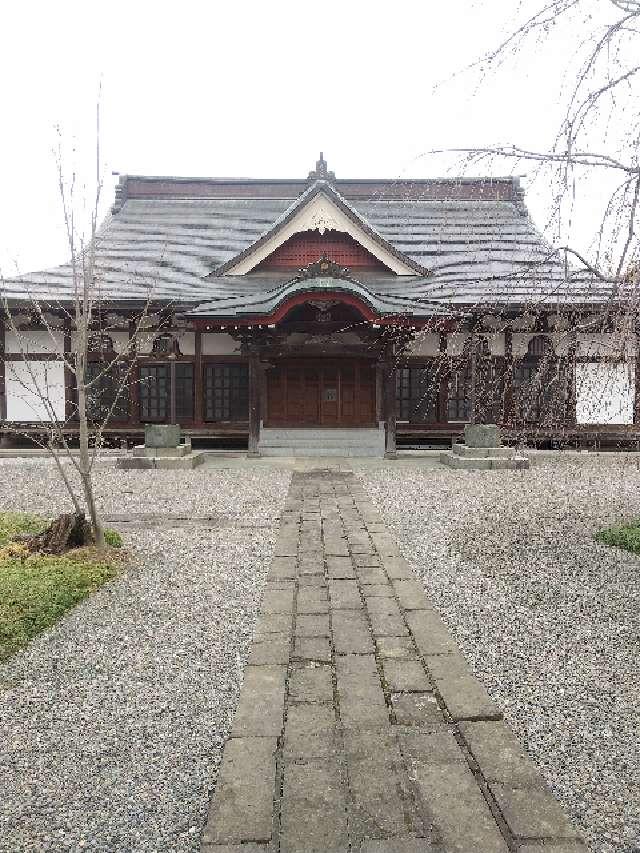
[
  {"left": 0, "top": 513, "right": 123, "bottom": 662},
  {"left": 594, "top": 521, "right": 640, "bottom": 556}
]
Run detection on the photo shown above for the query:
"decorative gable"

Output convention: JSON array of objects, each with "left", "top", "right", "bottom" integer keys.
[
  {"left": 217, "top": 179, "right": 426, "bottom": 277},
  {"left": 255, "top": 231, "right": 388, "bottom": 272}
]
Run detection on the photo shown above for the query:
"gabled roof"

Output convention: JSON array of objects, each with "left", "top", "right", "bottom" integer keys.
[
  {"left": 0, "top": 168, "right": 615, "bottom": 310},
  {"left": 214, "top": 180, "right": 427, "bottom": 277}
]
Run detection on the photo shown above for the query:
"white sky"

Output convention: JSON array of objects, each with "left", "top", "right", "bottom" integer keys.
[{"left": 0, "top": 0, "right": 613, "bottom": 276}]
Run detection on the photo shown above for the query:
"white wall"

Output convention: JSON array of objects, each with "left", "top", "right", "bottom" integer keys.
[
  {"left": 202, "top": 333, "right": 241, "bottom": 355},
  {"left": 5, "top": 360, "right": 66, "bottom": 421},
  {"left": 575, "top": 363, "right": 634, "bottom": 425},
  {"left": 409, "top": 333, "right": 440, "bottom": 357},
  {"left": 6, "top": 330, "right": 63, "bottom": 354}
]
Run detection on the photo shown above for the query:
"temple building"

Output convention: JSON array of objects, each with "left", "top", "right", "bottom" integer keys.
[{"left": 1, "top": 155, "right": 637, "bottom": 455}]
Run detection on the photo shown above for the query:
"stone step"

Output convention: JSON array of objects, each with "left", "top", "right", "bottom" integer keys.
[
  {"left": 259, "top": 446, "right": 384, "bottom": 457},
  {"left": 259, "top": 427, "right": 385, "bottom": 457},
  {"left": 441, "top": 452, "right": 530, "bottom": 471},
  {"left": 452, "top": 443, "right": 517, "bottom": 459}
]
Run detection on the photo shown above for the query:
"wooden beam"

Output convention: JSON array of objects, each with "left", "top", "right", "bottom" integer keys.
[
  {"left": 128, "top": 319, "right": 139, "bottom": 424},
  {"left": 248, "top": 346, "right": 261, "bottom": 457}
]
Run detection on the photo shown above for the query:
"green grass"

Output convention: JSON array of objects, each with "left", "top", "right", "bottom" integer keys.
[
  {"left": 594, "top": 521, "right": 640, "bottom": 556},
  {"left": 0, "top": 513, "right": 123, "bottom": 662}
]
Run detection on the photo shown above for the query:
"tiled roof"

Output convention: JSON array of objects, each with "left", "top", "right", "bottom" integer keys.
[{"left": 0, "top": 174, "right": 613, "bottom": 313}]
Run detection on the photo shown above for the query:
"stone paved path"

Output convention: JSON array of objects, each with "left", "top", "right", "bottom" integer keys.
[{"left": 201, "top": 470, "right": 588, "bottom": 853}]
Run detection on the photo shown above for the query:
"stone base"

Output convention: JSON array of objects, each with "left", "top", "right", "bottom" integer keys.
[
  {"left": 132, "top": 444, "right": 190, "bottom": 458},
  {"left": 441, "top": 443, "right": 530, "bottom": 471},
  {"left": 117, "top": 451, "right": 206, "bottom": 470}
]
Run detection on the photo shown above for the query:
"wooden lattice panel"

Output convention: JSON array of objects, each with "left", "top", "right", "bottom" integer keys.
[{"left": 255, "top": 230, "right": 389, "bottom": 271}]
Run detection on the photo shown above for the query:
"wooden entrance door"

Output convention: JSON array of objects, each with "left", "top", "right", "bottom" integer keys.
[{"left": 266, "top": 360, "right": 376, "bottom": 426}]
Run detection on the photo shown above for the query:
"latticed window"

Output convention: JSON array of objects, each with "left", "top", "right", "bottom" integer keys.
[
  {"left": 447, "top": 365, "right": 470, "bottom": 421},
  {"left": 84, "top": 360, "right": 129, "bottom": 422},
  {"left": 139, "top": 364, "right": 169, "bottom": 420},
  {"left": 175, "top": 363, "right": 194, "bottom": 420},
  {"left": 447, "top": 337, "right": 499, "bottom": 422},
  {"left": 513, "top": 336, "right": 567, "bottom": 425},
  {"left": 396, "top": 366, "right": 438, "bottom": 422},
  {"left": 204, "top": 364, "right": 249, "bottom": 421}
]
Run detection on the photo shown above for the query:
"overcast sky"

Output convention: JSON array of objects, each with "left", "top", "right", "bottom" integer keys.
[{"left": 0, "top": 0, "right": 611, "bottom": 276}]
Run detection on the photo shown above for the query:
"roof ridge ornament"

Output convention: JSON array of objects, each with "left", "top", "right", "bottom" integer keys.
[
  {"left": 307, "top": 152, "right": 335, "bottom": 183},
  {"left": 295, "top": 255, "right": 352, "bottom": 281}
]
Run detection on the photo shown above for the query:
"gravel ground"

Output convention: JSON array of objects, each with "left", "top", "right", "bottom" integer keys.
[
  {"left": 0, "top": 459, "right": 291, "bottom": 853},
  {"left": 360, "top": 458, "right": 640, "bottom": 853}
]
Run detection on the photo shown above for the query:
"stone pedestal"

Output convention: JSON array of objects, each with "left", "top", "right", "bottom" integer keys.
[
  {"left": 441, "top": 424, "right": 530, "bottom": 470},
  {"left": 117, "top": 424, "right": 205, "bottom": 470}
]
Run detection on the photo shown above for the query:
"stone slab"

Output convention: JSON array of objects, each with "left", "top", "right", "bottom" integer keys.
[
  {"left": 289, "top": 664, "right": 334, "bottom": 703},
  {"left": 295, "top": 613, "right": 330, "bottom": 637},
  {"left": 280, "top": 758, "right": 349, "bottom": 853},
  {"left": 381, "top": 557, "right": 414, "bottom": 580},
  {"left": 132, "top": 443, "right": 189, "bottom": 457},
  {"left": 261, "top": 585, "right": 295, "bottom": 614},
  {"left": 293, "top": 636, "right": 332, "bottom": 663},
  {"left": 145, "top": 423, "right": 180, "bottom": 448},
  {"left": 382, "top": 660, "right": 431, "bottom": 693},
  {"left": 343, "top": 729, "right": 423, "bottom": 840},
  {"left": 464, "top": 423, "right": 500, "bottom": 448},
  {"left": 427, "top": 655, "right": 502, "bottom": 722},
  {"left": 202, "top": 736, "right": 277, "bottom": 845},
  {"left": 411, "top": 764, "right": 508, "bottom": 853},
  {"left": 376, "top": 636, "right": 418, "bottom": 660},
  {"left": 392, "top": 579, "right": 429, "bottom": 610},
  {"left": 296, "top": 587, "right": 329, "bottom": 614},
  {"left": 329, "top": 579, "right": 362, "bottom": 609},
  {"left": 491, "top": 785, "right": 581, "bottom": 841},
  {"left": 326, "top": 556, "right": 356, "bottom": 579},
  {"left": 459, "top": 721, "right": 543, "bottom": 788},
  {"left": 517, "top": 845, "right": 589, "bottom": 853},
  {"left": 391, "top": 693, "right": 445, "bottom": 727},
  {"left": 253, "top": 612, "right": 293, "bottom": 640},
  {"left": 332, "top": 609, "right": 374, "bottom": 654},
  {"left": 368, "top": 612, "right": 409, "bottom": 637},
  {"left": 357, "top": 840, "right": 436, "bottom": 852},
  {"left": 248, "top": 636, "right": 290, "bottom": 666},
  {"left": 336, "top": 654, "right": 388, "bottom": 727},
  {"left": 232, "top": 666, "right": 286, "bottom": 737},
  {"left": 405, "top": 610, "right": 458, "bottom": 657}
]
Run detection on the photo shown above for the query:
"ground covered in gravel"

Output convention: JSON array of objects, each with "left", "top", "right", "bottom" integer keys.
[
  {"left": 360, "top": 458, "right": 640, "bottom": 853},
  {"left": 0, "top": 460, "right": 290, "bottom": 853}
]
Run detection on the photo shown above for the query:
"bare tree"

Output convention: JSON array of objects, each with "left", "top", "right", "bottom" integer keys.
[{"left": 1, "top": 104, "right": 155, "bottom": 552}]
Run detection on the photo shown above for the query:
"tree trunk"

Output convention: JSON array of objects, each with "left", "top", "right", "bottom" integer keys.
[
  {"left": 77, "top": 351, "right": 105, "bottom": 549},
  {"left": 24, "top": 512, "right": 93, "bottom": 554}
]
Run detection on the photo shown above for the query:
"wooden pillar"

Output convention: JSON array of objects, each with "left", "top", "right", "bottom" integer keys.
[
  {"left": 248, "top": 344, "right": 261, "bottom": 457},
  {"left": 438, "top": 332, "right": 448, "bottom": 423},
  {"left": 63, "top": 320, "right": 73, "bottom": 424},
  {"left": 468, "top": 331, "right": 477, "bottom": 424},
  {"left": 194, "top": 329, "right": 203, "bottom": 425},
  {"left": 169, "top": 358, "right": 177, "bottom": 424},
  {"left": 504, "top": 327, "right": 514, "bottom": 425},
  {"left": 128, "top": 318, "right": 139, "bottom": 425},
  {"left": 566, "top": 327, "right": 577, "bottom": 426},
  {"left": 383, "top": 345, "right": 397, "bottom": 459},
  {"left": 0, "top": 316, "right": 6, "bottom": 423}
]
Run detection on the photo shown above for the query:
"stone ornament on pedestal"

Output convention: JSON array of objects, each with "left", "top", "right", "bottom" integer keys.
[
  {"left": 441, "top": 423, "right": 530, "bottom": 471},
  {"left": 117, "top": 424, "right": 205, "bottom": 470}
]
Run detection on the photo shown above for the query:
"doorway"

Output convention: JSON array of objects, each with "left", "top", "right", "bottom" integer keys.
[{"left": 266, "top": 359, "right": 376, "bottom": 426}]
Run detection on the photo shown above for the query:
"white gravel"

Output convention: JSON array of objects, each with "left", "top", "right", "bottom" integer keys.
[
  {"left": 0, "top": 460, "right": 291, "bottom": 853},
  {"left": 359, "top": 458, "right": 640, "bottom": 853}
]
